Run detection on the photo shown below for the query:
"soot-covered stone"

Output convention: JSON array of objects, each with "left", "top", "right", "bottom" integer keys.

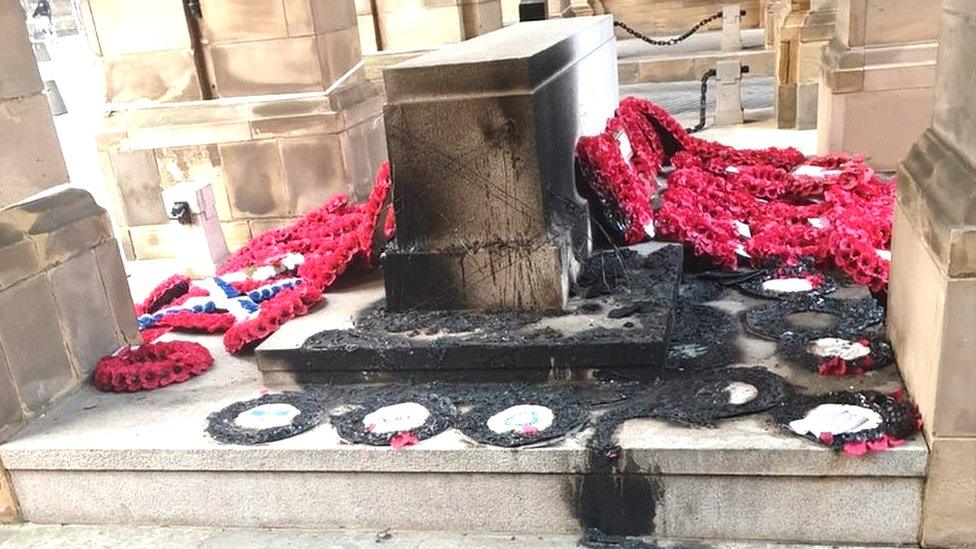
[
  {"left": 457, "top": 389, "right": 589, "bottom": 447},
  {"left": 666, "top": 303, "right": 741, "bottom": 370},
  {"left": 742, "top": 296, "right": 884, "bottom": 341},
  {"left": 207, "top": 392, "right": 324, "bottom": 445},
  {"left": 678, "top": 276, "right": 725, "bottom": 304},
  {"left": 646, "top": 367, "right": 787, "bottom": 427}
]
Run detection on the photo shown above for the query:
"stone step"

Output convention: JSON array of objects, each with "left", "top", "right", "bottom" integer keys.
[
  {"left": 0, "top": 523, "right": 911, "bottom": 548},
  {"left": 0, "top": 332, "right": 926, "bottom": 545}
]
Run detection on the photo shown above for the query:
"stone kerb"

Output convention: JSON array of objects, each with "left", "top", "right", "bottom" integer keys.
[
  {"left": 382, "top": 16, "right": 619, "bottom": 311},
  {"left": 0, "top": 189, "right": 139, "bottom": 442}
]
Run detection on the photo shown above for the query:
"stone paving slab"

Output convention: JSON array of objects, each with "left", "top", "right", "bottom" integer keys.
[{"left": 0, "top": 524, "right": 912, "bottom": 549}]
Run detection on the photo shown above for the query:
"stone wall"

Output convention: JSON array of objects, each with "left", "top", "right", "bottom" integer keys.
[
  {"left": 97, "top": 76, "right": 386, "bottom": 260},
  {"left": 0, "top": 190, "right": 139, "bottom": 443},
  {"left": 0, "top": 0, "right": 68, "bottom": 206},
  {"left": 79, "top": 0, "right": 363, "bottom": 103},
  {"left": 598, "top": 0, "right": 762, "bottom": 37}
]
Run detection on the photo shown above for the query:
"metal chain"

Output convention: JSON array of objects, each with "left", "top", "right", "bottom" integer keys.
[
  {"left": 614, "top": 10, "right": 745, "bottom": 47},
  {"left": 687, "top": 68, "right": 717, "bottom": 134}
]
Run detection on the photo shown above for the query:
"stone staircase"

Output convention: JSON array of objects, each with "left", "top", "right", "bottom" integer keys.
[{"left": 0, "top": 290, "right": 928, "bottom": 545}]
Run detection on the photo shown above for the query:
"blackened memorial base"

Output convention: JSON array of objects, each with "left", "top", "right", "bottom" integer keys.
[{"left": 256, "top": 242, "right": 683, "bottom": 385}]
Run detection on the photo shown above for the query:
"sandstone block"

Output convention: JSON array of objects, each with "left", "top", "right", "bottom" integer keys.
[
  {"left": 128, "top": 222, "right": 252, "bottom": 259},
  {"left": 0, "top": 94, "right": 68, "bottom": 206},
  {"left": 284, "top": 0, "right": 315, "bottom": 36},
  {"left": 92, "top": 241, "right": 140, "bottom": 345},
  {"left": 49, "top": 251, "right": 124, "bottom": 376},
  {"left": 0, "top": 275, "right": 75, "bottom": 416},
  {"left": 153, "top": 145, "right": 233, "bottom": 222},
  {"left": 109, "top": 149, "right": 167, "bottom": 226},
  {"left": 207, "top": 37, "right": 323, "bottom": 97},
  {"left": 922, "top": 437, "right": 976, "bottom": 547},
  {"left": 220, "top": 141, "right": 290, "bottom": 219},
  {"left": 310, "top": 0, "right": 358, "bottom": 33},
  {"left": 280, "top": 134, "right": 350, "bottom": 214},
  {"left": 383, "top": 16, "right": 618, "bottom": 310},
  {"left": 316, "top": 27, "right": 362, "bottom": 85},
  {"left": 0, "top": 0, "right": 43, "bottom": 99},
  {"left": 0, "top": 236, "right": 40, "bottom": 292},
  {"left": 0, "top": 345, "right": 25, "bottom": 442},
  {"left": 199, "top": 0, "right": 290, "bottom": 43},
  {"left": 101, "top": 50, "right": 204, "bottom": 104},
  {"left": 83, "top": 0, "right": 192, "bottom": 56}
]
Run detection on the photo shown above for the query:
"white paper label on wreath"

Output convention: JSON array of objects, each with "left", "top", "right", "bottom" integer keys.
[
  {"left": 644, "top": 221, "right": 656, "bottom": 238},
  {"left": 808, "top": 218, "right": 826, "bottom": 229},
  {"left": 736, "top": 244, "right": 752, "bottom": 258},
  {"left": 734, "top": 221, "right": 752, "bottom": 239},
  {"left": 616, "top": 130, "right": 634, "bottom": 168},
  {"left": 486, "top": 405, "right": 555, "bottom": 435},
  {"left": 234, "top": 403, "right": 302, "bottom": 430},
  {"left": 808, "top": 338, "right": 871, "bottom": 360},
  {"left": 725, "top": 382, "right": 759, "bottom": 405},
  {"left": 363, "top": 402, "right": 430, "bottom": 434},
  {"left": 876, "top": 249, "right": 892, "bottom": 262},
  {"left": 762, "top": 277, "right": 815, "bottom": 293},
  {"left": 789, "top": 404, "right": 883, "bottom": 436},
  {"left": 725, "top": 166, "right": 741, "bottom": 174}
]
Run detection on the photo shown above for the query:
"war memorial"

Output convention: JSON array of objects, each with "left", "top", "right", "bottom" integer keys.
[{"left": 0, "top": 0, "right": 972, "bottom": 546}]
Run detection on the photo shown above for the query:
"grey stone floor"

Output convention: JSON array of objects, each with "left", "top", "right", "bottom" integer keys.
[
  {"left": 0, "top": 525, "right": 911, "bottom": 548},
  {"left": 616, "top": 29, "right": 767, "bottom": 60},
  {"left": 620, "top": 77, "right": 775, "bottom": 126}
]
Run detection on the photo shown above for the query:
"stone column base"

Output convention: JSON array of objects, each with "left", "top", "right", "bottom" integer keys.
[
  {"left": 0, "top": 190, "right": 140, "bottom": 520},
  {"left": 774, "top": 3, "right": 835, "bottom": 130},
  {"left": 817, "top": 39, "right": 938, "bottom": 171},
  {"left": 889, "top": 128, "right": 976, "bottom": 547},
  {"left": 96, "top": 72, "right": 387, "bottom": 262}
]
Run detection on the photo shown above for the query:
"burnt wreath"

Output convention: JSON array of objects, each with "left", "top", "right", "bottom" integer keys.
[
  {"left": 207, "top": 392, "right": 324, "bottom": 445},
  {"left": 646, "top": 367, "right": 787, "bottom": 426},
  {"left": 734, "top": 261, "right": 838, "bottom": 301},
  {"left": 666, "top": 303, "right": 741, "bottom": 370},
  {"left": 777, "top": 331, "right": 894, "bottom": 376},
  {"left": 457, "top": 390, "right": 589, "bottom": 448},
  {"left": 742, "top": 296, "right": 884, "bottom": 341},
  {"left": 332, "top": 392, "right": 456, "bottom": 447},
  {"left": 772, "top": 390, "right": 921, "bottom": 454}
]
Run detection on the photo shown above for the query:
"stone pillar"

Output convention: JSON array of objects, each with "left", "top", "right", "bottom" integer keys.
[
  {"left": 722, "top": 3, "right": 742, "bottom": 51},
  {"left": 889, "top": 1, "right": 975, "bottom": 546},
  {"left": 774, "top": 0, "right": 836, "bottom": 129},
  {"left": 86, "top": 0, "right": 389, "bottom": 262},
  {"left": 763, "top": 0, "right": 791, "bottom": 48},
  {"left": 714, "top": 59, "right": 745, "bottom": 125},
  {"left": 383, "top": 16, "right": 618, "bottom": 311},
  {"left": 817, "top": 0, "right": 941, "bottom": 171},
  {"left": 0, "top": 0, "right": 67, "bottom": 206}
]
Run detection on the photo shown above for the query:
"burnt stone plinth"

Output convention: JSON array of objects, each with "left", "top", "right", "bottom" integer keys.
[
  {"left": 382, "top": 16, "right": 619, "bottom": 312},
  {"left": 256, "top": 243, "right": 682, "bottom": 384}
]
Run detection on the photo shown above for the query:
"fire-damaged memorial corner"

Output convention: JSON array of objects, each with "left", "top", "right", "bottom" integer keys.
[{"left": 258, "top": 16, "right": 684, "bottom": 383}]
